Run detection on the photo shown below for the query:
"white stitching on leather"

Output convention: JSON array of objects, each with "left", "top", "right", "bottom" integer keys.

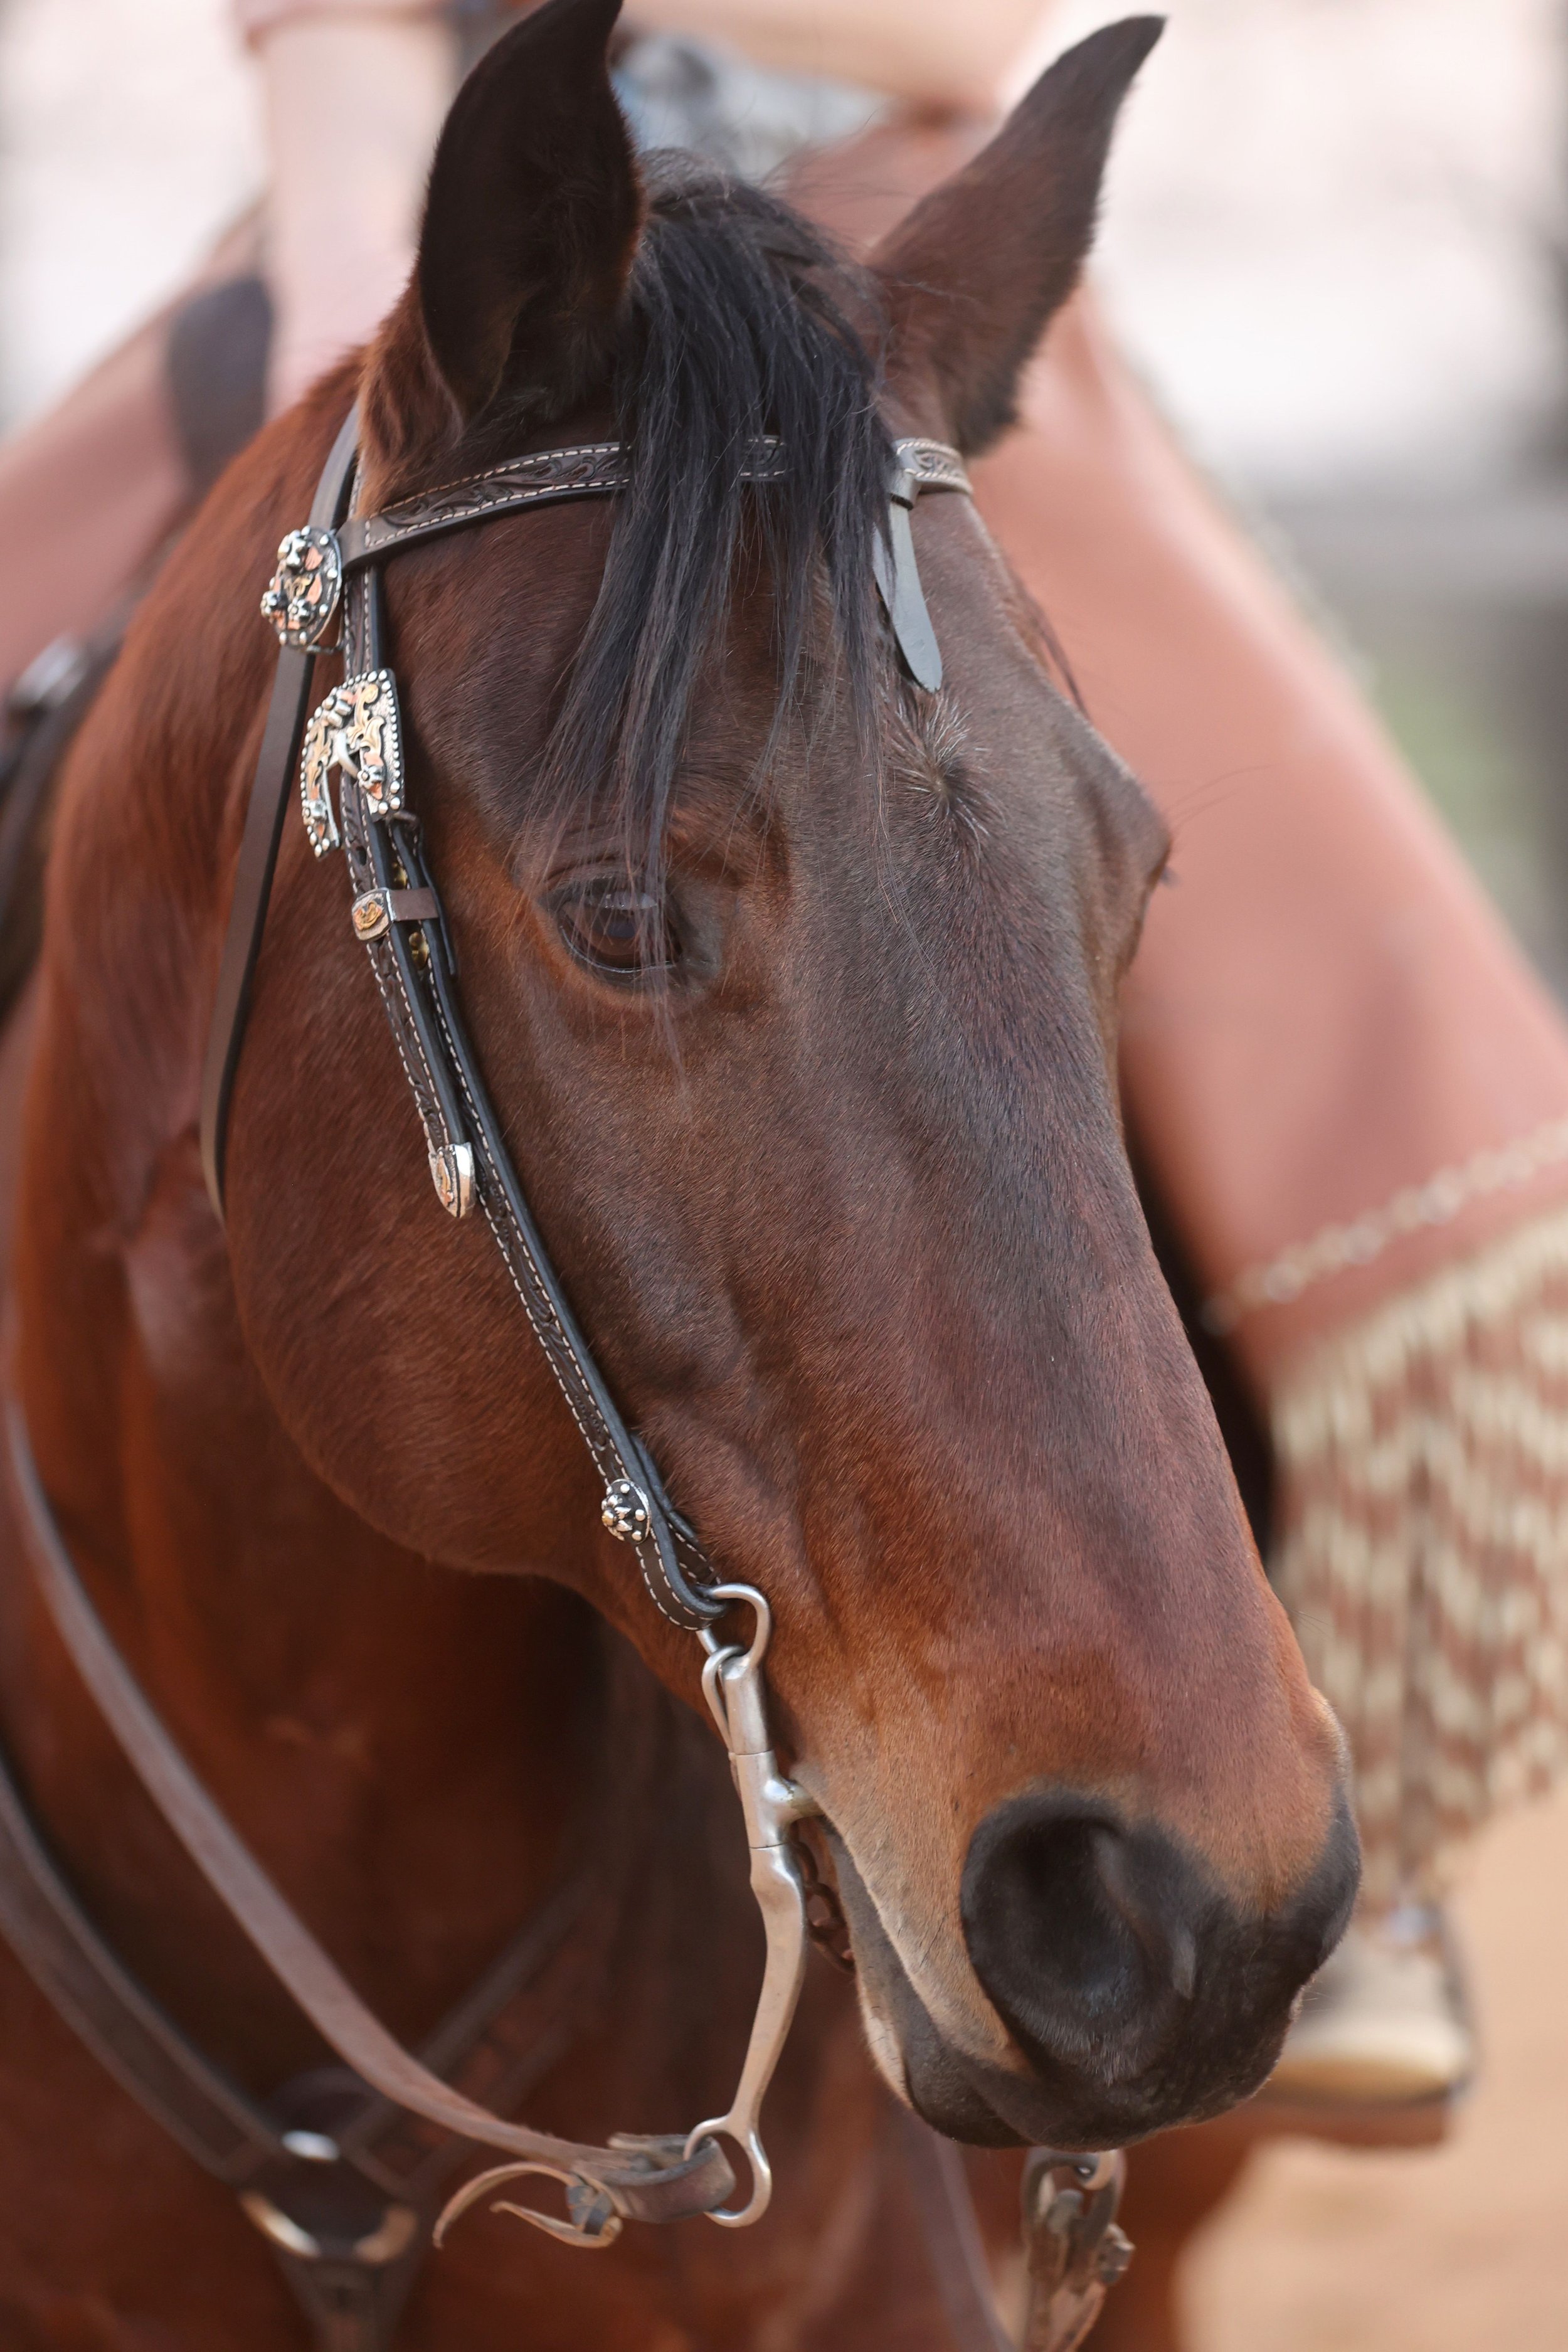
[{"left": 421, "top": 987, "right": 694, "bottom": 1628}]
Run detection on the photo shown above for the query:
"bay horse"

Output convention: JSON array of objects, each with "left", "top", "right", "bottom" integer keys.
[{"left": 0, "top": 2, "right": 1355, "bottom": 2343}]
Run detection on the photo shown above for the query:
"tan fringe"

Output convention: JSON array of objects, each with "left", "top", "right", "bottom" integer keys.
[{"left": 1270, "top": 1205, "right": 1568, "bottom": 1906}]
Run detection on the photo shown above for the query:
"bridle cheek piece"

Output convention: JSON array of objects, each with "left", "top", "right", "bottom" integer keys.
[{"left": 12, "top": 409, "right": 977, "bottom": 2259}]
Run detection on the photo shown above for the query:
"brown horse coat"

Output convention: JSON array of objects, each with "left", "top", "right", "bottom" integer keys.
[{"left": 0, "top": 6, "right": 1352, "bottom": 2341}]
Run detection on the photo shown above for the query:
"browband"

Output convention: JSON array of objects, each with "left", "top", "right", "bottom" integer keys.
[
  {"left": 253, "top": 432, "right": 969, "bottom": 650},
  {"left": 339, "top": 432, "right": 968, "bottom": 574}
]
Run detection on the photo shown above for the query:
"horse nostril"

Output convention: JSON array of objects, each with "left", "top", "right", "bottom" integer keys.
[{"left": 961, "top": 1794, "right": 1207, "bottom": 2080}]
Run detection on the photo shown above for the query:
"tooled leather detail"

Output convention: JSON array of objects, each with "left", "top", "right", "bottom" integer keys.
[
  {"left": 339, "top": 792, "right": 454, "bottom": 1170},
  {"left": 334, "top": 690, "right": 715, "bottom": 1628},
  {"left": 416, "top": 965, "right": 711, "bottom": 1631},
  {"left": 339, "top": 437, "right": 789, "bottom": 569}
]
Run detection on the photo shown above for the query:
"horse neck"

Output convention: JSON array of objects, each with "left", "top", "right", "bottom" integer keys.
[{"left": 1, "top": 972, "right": 678, "bottom": 2087}]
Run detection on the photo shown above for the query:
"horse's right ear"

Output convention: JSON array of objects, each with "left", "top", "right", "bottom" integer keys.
[{"left": 406, "top": 0, "right": 641, "bottom": 428}]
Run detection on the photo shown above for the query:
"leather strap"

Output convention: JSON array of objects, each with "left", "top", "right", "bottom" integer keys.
[
  {"left": 0, "top": 1592, "right": 632, "bottom": 2351},
  {"left": 333, "top": 433, "right": 963, "bottom": 574},
  {"left": 199, "top": 403, "right": 360, "bottom": 1215},
  {"left": 0, "top": 615, "right": 132, "bottom": 1029},
  {"left": 3, "top": 1399, "right": 734, "bottom": 2228},
  {"left": 337, "top": 435, "right": 787, "bottom": 571},
  {"left": 333, "top": 568, "right": 718, "bottom": 1627},
  {"left": 0, "top": 1718, "right": 285, "bottom": 2185},
  {"left": 892, "top": 2102, "right": 1014, "bottom": 2352},
  {"left": 869, "top": 437, "right": 970, "bottom": 694},
  {"left": 872, "top": 500, "right": 943, "bottom": 692}
]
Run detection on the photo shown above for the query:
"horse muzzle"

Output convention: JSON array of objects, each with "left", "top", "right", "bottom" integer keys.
[{"left": 827, "top": 1788, "right": 1359, "bottom": 2148}]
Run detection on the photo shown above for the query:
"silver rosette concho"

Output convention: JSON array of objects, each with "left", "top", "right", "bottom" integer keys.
[
  {"left": 299, "top": 670, "right": 405, "bottom": 856},
  {"left": 260, "top": 526, "right": 343, "bottom": 650}
]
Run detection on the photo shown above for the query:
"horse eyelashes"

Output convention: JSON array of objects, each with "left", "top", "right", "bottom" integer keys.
[{"left": 554, "top": 879, "right": 676, "bottom": 978}]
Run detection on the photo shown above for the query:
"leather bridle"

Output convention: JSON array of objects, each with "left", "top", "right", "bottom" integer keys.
[
  {"left": 1, "top": 398, "right": 1136, "bottom": 2345},
  {"left": 198, "top": 407, "right": 970, "bottom": 1631},
  {"left": 20, "top": 408, "right": 972, "bottom": 2247}
]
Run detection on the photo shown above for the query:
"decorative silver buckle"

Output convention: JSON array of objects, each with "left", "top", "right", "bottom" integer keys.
[
  {"left": 261, "top": 526, "right": 344, "bottom": 651},
  {"left": 300, "top": 669, "right": 405, "bottom": 856}
]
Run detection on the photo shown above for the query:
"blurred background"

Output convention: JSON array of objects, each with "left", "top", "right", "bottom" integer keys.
[
  {"left": 8, "top": 0, "right": 1568, "bottom": 994},
  {"left": 3, "top": 0, "right": 1565, "bottom": 2341}
]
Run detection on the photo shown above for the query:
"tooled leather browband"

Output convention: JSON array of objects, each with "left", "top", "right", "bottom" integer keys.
[{"left": 336, "top": 433, "right": 967, "bottom": 571}]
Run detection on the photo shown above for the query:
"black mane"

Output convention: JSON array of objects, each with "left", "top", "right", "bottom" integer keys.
[{"left": 536, "top": 159, "right": 893, "bottom": 871}]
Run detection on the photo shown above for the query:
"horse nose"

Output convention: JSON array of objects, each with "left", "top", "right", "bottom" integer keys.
[
  {"left": 959, "top": 1788, "right": 1363, "bottom": 2126},
  {"left": 961, "top": 1795, "right": 1204, "bottom": 2082}
]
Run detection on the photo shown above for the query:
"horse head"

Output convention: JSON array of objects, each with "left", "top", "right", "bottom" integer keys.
[{"left": 218, "top": 0, "right": 1356, "bottom": 2156}]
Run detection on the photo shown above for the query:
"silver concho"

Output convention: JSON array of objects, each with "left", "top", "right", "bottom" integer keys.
[
  {"left": 260, "top": 526, "right": 343, "bottom": 650},
  {"left": 299, "top": 669, "right": 405, "bottom": 856},
  {"left": 601, "top": 1480, "right": 652, "bottom": 1543}
]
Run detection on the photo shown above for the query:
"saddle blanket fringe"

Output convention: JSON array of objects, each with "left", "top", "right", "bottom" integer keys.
[{"left": 1271, "top": 1204, "right": 1568, "bottom": 1905}]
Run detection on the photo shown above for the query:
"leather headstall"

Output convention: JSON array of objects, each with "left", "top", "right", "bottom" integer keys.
[{"left": 197, "top": 409, "right": 972, "bottom": 1631}]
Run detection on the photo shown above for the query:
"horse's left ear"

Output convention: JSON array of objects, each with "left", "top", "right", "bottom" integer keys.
[
  {"left": 872, "top": 18, "right": 1162, "bottom": 454},
  {"left": 412, "top": 0, "right": 641, "bottom": 425}
]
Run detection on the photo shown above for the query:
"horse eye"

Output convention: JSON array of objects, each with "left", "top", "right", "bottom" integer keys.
[{"left": 555, "top": 881, "right": 674, "bottom": 977}]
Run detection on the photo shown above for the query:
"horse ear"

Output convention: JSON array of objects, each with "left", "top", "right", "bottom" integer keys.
[
  {"left": 871, "top": 18, "right": 1162, "bottom": 454},
  {"left": 415, "top": 0, "right": 641, "bottom": 423}
]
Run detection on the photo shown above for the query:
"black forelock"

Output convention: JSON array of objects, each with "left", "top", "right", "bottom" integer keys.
[{"left": 534, "top": 157, "right": 893, "bottom": 874}]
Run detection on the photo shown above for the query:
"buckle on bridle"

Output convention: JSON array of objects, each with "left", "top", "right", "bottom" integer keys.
[{"left": 261, "top": 526, "right": 344, "bottom": 652}]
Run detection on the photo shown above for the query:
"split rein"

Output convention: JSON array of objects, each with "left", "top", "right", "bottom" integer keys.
[{"left": 6, "top": 408, "right": 975, "bottom": 2254}]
